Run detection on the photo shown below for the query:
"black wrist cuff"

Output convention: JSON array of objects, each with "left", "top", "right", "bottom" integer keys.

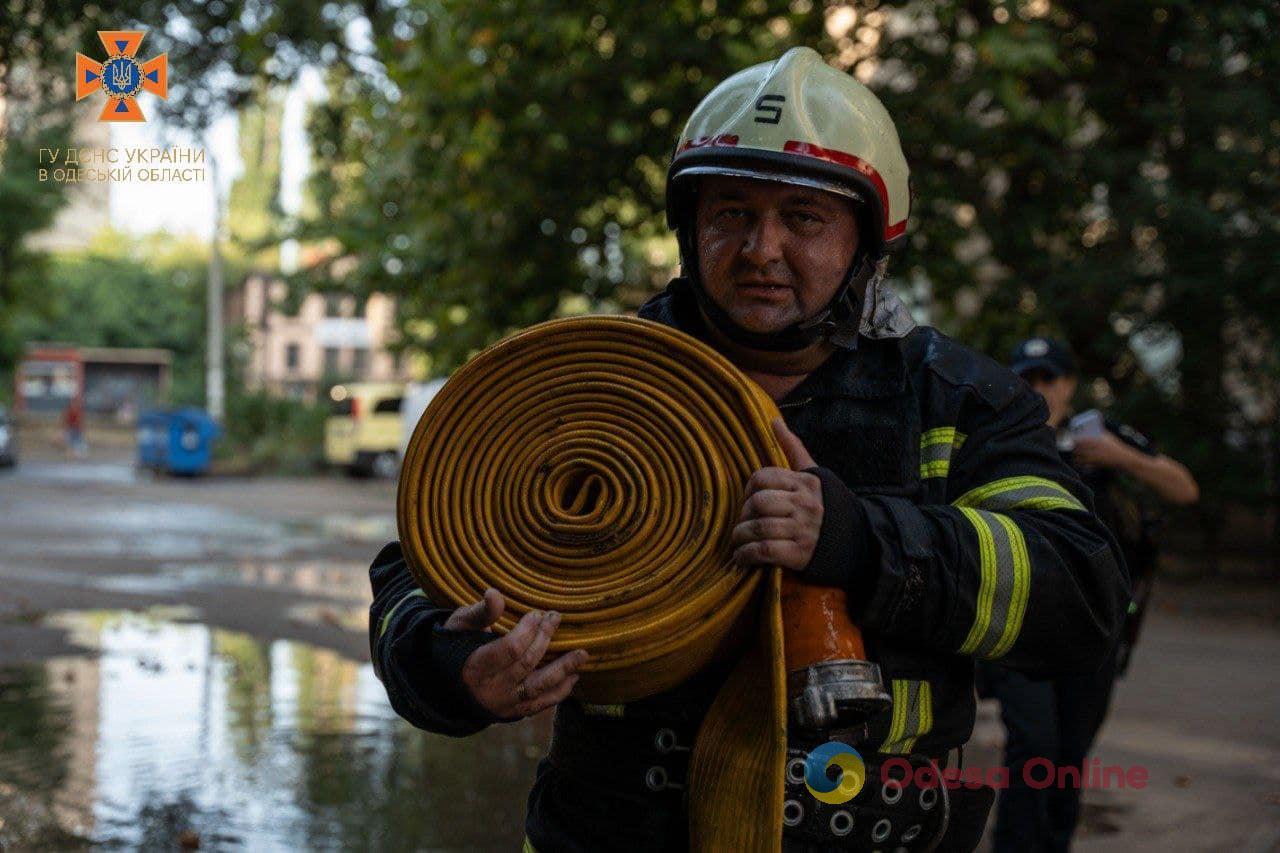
[{"left": 804, "top": 467, "right": 878, "bottom": 608}]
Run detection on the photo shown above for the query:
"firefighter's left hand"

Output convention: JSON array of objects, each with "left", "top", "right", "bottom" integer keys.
[{"left": 731, "top": 418, "right": 823, "bottom": 572}]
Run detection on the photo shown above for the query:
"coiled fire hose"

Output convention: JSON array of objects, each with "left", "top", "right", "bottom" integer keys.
[{"left": 397, "top": 315, "right": 867, "bottom": 850}]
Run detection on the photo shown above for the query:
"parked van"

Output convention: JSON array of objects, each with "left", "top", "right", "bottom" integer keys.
[{"left": 324, "top": 382, "right": 405, "bottom": 477}]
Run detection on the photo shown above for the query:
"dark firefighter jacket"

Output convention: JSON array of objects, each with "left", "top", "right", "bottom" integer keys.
[{"left": 367, "top": 279, "right": 1130, "bottom": 852}]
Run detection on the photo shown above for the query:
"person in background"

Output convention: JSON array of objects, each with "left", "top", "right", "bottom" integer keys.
[
  {"left": 979, "top": 336, "right": 1199, "bottom": 852},
  {"left": 64, "top": 400, "right": 88, "bottom": 459}
]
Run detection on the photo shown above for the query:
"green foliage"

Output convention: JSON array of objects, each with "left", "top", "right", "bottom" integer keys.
[
  {"left": 227, "top": 83, "right": 285, "bottom": 259},
  {"left": 220, "top": 389, "right": 329, "bottom": 474},
  {"left": 875, "top": 1, "right": 1279, "bottom": 508},
  {"left": 0, "top": 2, "right": 118, "bottom": 388},
  {"left": 11, "top": 233, "right": 214, "bottom": 405},
  {"left": 0, "top": 125, "right": 70, "bottom": 381},
  {"left": 296, "top": 1, "right": 827, "bottom": 367}
]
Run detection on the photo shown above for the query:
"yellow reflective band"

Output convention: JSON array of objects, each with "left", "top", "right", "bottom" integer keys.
[
  {"left": 920, "top": 427, "right": 957, "bottom": 448},
  {"left": 953, "top": 475, "right": 1086, "bottom": 513},
  {"left": 918, "top": 682, "right": 933, "bottom": 752},
  {"left": 919, "top": 427, "right": 967, "bottom": 479},
  {"left": 885, "top": 680, "right": 907, "bottom": 750},
  {"left": 920, "top": 460, "right": 950, "bottom": 478},
  {"left": 378, "top": 588, "right": 427, "bottom": 641},
  {"left": 580, "top": 702, "right": 626, "bottom": 717},
  {"left": 956, "top": 508, "right": 1031, "bottom": 659},
  {"left": 522, "top": 836, "right": 538, "bottom": 853},
  {"left": 880, "top": 679, "right": 934, "bottom": 754}
]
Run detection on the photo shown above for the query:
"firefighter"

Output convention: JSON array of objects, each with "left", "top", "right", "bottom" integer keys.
[
  {"left": 979, "top": 337, "right": 1199, "bottom": 853},
  {"left": 368, "top": 48, "right": 1129, "bottom": 851}
]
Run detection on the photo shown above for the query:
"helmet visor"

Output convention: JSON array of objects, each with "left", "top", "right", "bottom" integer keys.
[{"left": 671, "top": 164, "right": 866, "bottom": 207}]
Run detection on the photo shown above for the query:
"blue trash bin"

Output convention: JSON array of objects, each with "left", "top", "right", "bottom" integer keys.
[
  {"left": 137, "top": 409, "right": 170, "bottom": 471},
  {"left": 166, "top": 408, "right": 220, "bottom": 476}
]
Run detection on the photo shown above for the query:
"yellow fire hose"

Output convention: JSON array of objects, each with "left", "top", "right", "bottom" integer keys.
[{"left": 398, "top": 315, "right": 789, "bottom": 851}]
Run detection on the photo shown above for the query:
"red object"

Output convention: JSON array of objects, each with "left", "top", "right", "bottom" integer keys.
[
  {"left": 16, "top": 345, "right": 84, "bottom": 415},
  {"left": 676, "top": 133, "right": 740, "bottom": 153},
  {"left": 65, "top": 403, "right": 83, "bottom": 430},
  {"left": 783, "top": 140, "right": 908, "bottom": 241}
]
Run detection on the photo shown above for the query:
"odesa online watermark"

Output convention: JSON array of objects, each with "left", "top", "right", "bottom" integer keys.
[
  {"left": 880, "top": 757, "right": 1149, "bottom": 792},
  {"left": 802, "top": 742, "right": 1148, "bottom": 805}
]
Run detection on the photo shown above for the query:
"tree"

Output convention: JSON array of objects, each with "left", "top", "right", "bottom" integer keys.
[
  {"left": 10, "top": 232, "right": 226, "bottom": 406},
  {"left": 0, "top": 2, "right": 115, "bottom": 382},
  {"left": 296, "top": 1, "right": 828, "bottom": 367},
  {"left": 873, "top": 1, "right": 1279, "bottom": 547}
]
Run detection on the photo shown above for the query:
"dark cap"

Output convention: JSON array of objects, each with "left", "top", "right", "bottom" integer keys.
[{"left": 1009, "top": 337, "right": 1076, "bottom": 378}]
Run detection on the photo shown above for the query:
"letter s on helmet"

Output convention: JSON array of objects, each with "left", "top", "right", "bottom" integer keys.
[{"left": 664, "top": 47, "right": 912, "bottom": 351}]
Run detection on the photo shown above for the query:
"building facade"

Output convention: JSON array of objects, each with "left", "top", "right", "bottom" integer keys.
[{"left": 231, "top": 273, "right": 416, "bottom": 400}]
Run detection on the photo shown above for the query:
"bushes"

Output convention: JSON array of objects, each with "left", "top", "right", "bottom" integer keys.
[{"left": 219, "top": 390, "right": 328, "bottom": 475}]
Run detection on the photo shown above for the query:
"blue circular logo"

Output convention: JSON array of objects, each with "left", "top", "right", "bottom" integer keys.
[
  {"left": 101, "top": 56, "right": 142, "bottom": 97},
  {"left": 804, "top": 741, "right": 866, "bottom": 804}
]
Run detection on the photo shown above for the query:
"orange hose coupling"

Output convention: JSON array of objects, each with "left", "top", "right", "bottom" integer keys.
[{"left": 781, "top": 572, "right": 890, "bottom": 733}]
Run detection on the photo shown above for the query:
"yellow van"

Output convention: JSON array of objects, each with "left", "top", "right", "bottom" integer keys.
[{"left": 324, "top": 382, "right": 405, "bottom": 477}]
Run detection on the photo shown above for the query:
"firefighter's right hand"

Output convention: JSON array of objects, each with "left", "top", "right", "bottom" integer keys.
[{"left": 444, "top": 589, "right": 590, "bottom": 719}]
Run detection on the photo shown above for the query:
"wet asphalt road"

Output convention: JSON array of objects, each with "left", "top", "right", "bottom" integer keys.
[
  {"left": 0, "top": 458, "right": 398, "bottom": 668},
  {"left": 0, "top": 457, "right": 1277, "bottom": 850}
]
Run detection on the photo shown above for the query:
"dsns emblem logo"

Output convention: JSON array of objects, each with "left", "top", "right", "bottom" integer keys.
[
  {"left": 805, "top": 742, "right": 866, "bottom": 805},
  {"left": 75, "top": 31, "right": 168, "bottom": 122}
]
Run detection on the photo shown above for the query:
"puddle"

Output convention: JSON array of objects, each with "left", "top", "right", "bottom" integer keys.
[
  {"left": 292, "top": 515, "right": 399, "bottom": 545},
  {"left": 0, "top": 610, "right": 549, "bottom": 851},
  {"left": 0, "top": 559, "right": 373, "bottom": 606},
  {"left": 4, "top": 462, "right": 140, "bottom": 486}
]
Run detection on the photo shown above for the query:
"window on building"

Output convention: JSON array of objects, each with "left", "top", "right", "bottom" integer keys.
[
  {"left": 373, "top": 397, "right": 403, "bottom": 414},
  {"left": 352, "top": 348, "right": 369, "bottom": 377},
  {"left": 285, "top": 343, "right": 300, "bottom": 372},
  {"left": 323, "top": 347, "right": 341, "bottom": 374}
]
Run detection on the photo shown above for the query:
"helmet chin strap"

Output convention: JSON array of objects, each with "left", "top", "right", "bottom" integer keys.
[{"left": 678, "top": 226, "right": 878, "bottom": 353}]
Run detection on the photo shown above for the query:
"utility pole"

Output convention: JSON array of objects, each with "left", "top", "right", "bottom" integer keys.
[{"left": 206, "top": 143, "right": 225, "bottom": 421}]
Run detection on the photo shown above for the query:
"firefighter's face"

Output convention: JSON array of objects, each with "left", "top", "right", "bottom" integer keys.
[
  {"left": 695, "top": 175, "right": 859, "bottom": 337},
  {"left": 1028, "top": 374, "right": 1078, "bottom": 428}
]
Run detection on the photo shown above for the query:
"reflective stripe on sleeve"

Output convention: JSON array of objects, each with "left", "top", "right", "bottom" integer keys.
[
  {"left": 880, "top": 679, "right": 934, "bottom": 754},
  {"left": 956, "top": 508, "right": 1031, "bottom": 659},
  {"left": 919, "top": 427, "right": 966, "bottom": 479},
  {"left": 953, "top": 475, "right": 1085, "bottom": 513},
  {"left": 378, "top": 588, "right": 427, "bottom": 641}
]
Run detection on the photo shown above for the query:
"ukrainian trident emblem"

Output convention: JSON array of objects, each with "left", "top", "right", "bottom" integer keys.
[{"left": 76, "top": 31, "right": 168, "bottom": 122}]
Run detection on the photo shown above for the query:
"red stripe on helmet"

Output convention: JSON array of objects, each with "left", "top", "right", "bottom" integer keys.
[
  {"left": 783, "top": 140, "right": 906, "bottom": 242},
  {"left": 677, "top": 133, "right": 739, "bottom": 153}
]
